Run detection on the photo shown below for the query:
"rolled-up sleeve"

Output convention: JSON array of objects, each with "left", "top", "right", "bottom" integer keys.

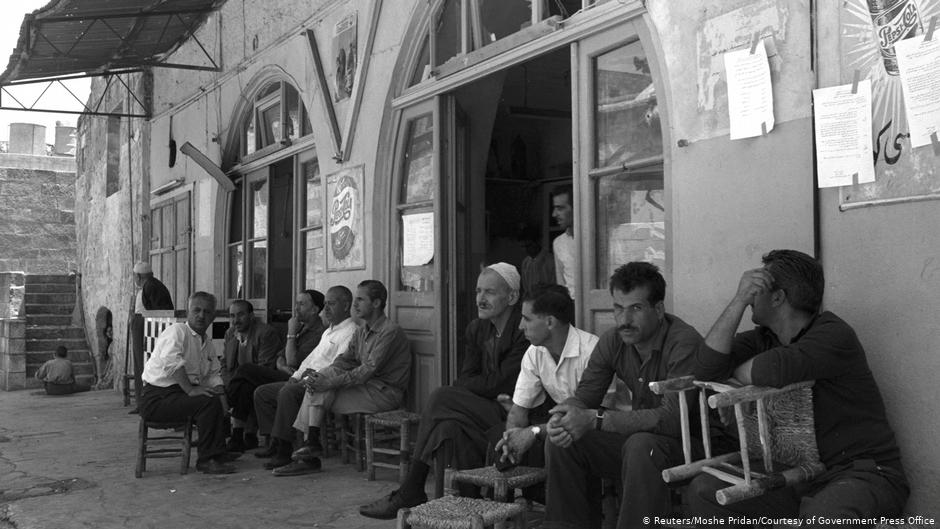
[
  {"left": 512, "top": 346, "right": 545, "bottom": 409},
  {"left": 142, "top": 326, "right": 187, "bottom": 385}
]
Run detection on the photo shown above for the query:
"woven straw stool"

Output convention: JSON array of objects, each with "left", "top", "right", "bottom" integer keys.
[
  {"left": 365, "top": 409, "right": 421, "bottom": 482},
  {"left": 135, "top": 417, "right": 193, "bottom": 478},
  {"left": 450, "top": 466, "right": 546, "bottom": 502},
  {"left": 396, "top": 496, "right": 526, "bottom": 529}
]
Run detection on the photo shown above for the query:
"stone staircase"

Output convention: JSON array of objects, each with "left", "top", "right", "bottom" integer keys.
[{"left": 23, "top": 274, "right": 95, "bottom": 389}]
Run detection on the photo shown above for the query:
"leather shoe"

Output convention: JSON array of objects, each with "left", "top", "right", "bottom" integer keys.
[
  {"left": 291, "top": 445, "right": 322, "bottom": 461},
  {"left": 272, "top": 457, "right": 322, "bottom": 476},
  {"left": 359, "top": 489, "right": 427, "bottom": 520},
  {"left": 263, "top": 455, "right": 292, "bottom": 470},
  {"left": 196, "top": 459, "right": 237, "bottom": 475}
]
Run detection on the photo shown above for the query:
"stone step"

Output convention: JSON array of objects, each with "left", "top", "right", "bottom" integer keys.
[
  {"left": 26, "top": 350, "right": 92, "bottom": 364},
  {"left": 26, "top": 326, "right": 86, "bottom": 339},
  {"left": 24, "top": 274, "right": 75, "bottom": 285},
  {"left": 24, "top": 303, "right": 74, "bottom": 315},
  {"left": 24, "top": 293, "right": 76, "bottom": 306},
  {"left": 26, "top": 338, "right": 89, "bottom": 352},
  {"left": 26, "top": 314, "right": 73, "bottom": 326},
  {"left": 23, "top": 283, "right": 75, "bottom": 294}
]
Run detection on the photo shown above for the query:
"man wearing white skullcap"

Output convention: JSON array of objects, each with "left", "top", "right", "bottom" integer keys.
[{"left": 360, "top": 263, "right": 531, "bottom": 519}]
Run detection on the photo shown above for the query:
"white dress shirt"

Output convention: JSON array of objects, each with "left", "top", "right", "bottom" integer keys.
[
  {"left": 142, "top": 322, "right": 223, "bottom": 388},
  {"left": 289, "top": 317, "right": 359, "bottom": 380},
  {"left": 513, "top": 325, "right": 599, "bottom": 409},
  {"left": 553, "top": 232, "right": 577, "bottom": 299}
]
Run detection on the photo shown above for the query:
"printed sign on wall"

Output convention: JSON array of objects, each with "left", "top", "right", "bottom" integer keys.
[{"left": 326, "top": 165, "right": 366, "bottom": 271}]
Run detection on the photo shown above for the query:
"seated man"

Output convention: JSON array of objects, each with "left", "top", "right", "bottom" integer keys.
[
  {"left": 140, "top": 292, "right": 237, "bottom": 474},
  {"left": 543, "top": 262, "right": 704, "bottom": 529},
  {"left": 36, "top": 346, "right": 91, "bottom": 395},
  {"left": 687, "top": 249, "right": 908, "bottom": 526},
  {"left": 495, "top": 284, "right": 598, "bottom": 477},
  {"left": 253, "top": 286, "right": 357, "bottom": 469},
  {"left": 266, "top": 280, "right": 411, "bottom": 476},
  {"left": 360, "top": 263, "right": 529, "bottom": 519},
  {"left": 222, "top": 299, "right": 283, "bottom": 451}
]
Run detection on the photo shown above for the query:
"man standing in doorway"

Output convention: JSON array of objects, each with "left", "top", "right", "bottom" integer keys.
[
  {"left": 130, "top": 261, "right": 174, "bottom": 412},
  {"left": 543, "top": 262, "right": 704, "bottom": 529},
  {"left": 551, "top": 184, "right": 576, "bottom": 299}
]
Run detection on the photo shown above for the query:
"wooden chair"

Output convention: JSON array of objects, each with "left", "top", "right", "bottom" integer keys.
[
  {"left": 339, "top": 412, "right": 367, "bottom": 470},
  {"left": 365, "top": 409, "right": 421, "bottom": 482},
  {"left": 649, "top": 376, "right": 826, "bottom": 505},
  {"left": 450, "top": 465, "right": 546, "bottom": 503},
  {"left": 135, "top": 417, "right": 193, "bottom": 478},
  {"left": 396, "top": 496, "right": 526, "bottom": 529}
]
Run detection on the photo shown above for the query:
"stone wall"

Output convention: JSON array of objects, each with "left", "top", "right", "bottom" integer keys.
[
  {"left": 0, "top": 155, "right": 77, "bottom": 274},
  {"left": 0, "top": 318, "right": 26, "bottom": 390}
]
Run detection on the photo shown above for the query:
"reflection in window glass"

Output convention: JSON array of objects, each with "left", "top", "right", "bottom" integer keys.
[
  {"left": 303, "top": 229, "right": 324, "bottom": 290},
  {"left": 244, "top": 112, "right": 256, "bottom": 156},
  {"left": 303, "top": 160, "right": 322, "bottom": 227},
  {"left": 251, "top": 180, "right": 268, "bottom": 238},
  {"left": 229, "top": 244, "right": 244, "bottom": 298},
  {"left": 400, "top": 115, "right": 434, "bottom": 203},
  {"left": 249, "top": 241, "right": 267, "bottom": 298},
  {"left": 286, "top": 85, "right": 300, "bottom": 140},
  {"left": 434, "top": 0, "right": 461, "bottom": 66},
  {"left": 260, "top": 103, "right": 282, "bottom": 146},
  {"left": 594, "top": 41, "right": 662, "bottom": 168},
  {"left": 479, "top": 0, "right": 530, "bottom": 43},
  {"left": 595, "top": 169, "right": 666, "bottom": 289}
]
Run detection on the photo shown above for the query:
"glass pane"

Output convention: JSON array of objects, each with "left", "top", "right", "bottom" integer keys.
[
  {"left": 258, "top": 81, "right": 280, "bottom": 100},
  {"left": 244, "top": 111, "right": 256, "bottom": 156},
  {"left": 594, "top": 41, "right": 662, "bottom": 168},
  {"left": 434, "top": 0, "right": 461, "bottom": 66},
  {"left": 229, "top": 183, "right": 242, "bottom": 243},
  {"left": 303, "top": 159, "right": 322, "bottom": 227},
  {"left": 286, "top": 84, "right": 300, "bottom": 141},
  {"left": 303, "top": 229, "right": 325, "bottom": 291},
  {"left": 408, "top": 35, "right": 431, "bottom": 87},
  {"left": 250, "top": 179, "right": 268, "bottom": 238},
  {"left": 260, "top": 103, "right": 282, "bottom": 147},
  {"left": 399, "top": 114, "right": 435, "bottom": 204},
  {"left": 249, "top": 240, "right": 267, "bottom": 298},
  {"left": 228, "top": 244, "right": 244, "bottom": 298},
  {"left": 595, "top": 169, "right": 666, "bottom": 289},
  {"left": 399, "top": 213, "right": 434, "bottom": 292},
  {"left": 479, "top": 0, "right": 530, "bottom": 44}
]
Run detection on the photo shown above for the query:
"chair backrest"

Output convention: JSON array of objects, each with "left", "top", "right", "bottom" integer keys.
[{"left": 741, "top": 384, "right": 820, "bottom": 468}]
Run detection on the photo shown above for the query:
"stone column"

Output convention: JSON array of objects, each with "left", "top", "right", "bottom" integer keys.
[{"left": 0, "top": 319, "right": 27, "bottom": 390}]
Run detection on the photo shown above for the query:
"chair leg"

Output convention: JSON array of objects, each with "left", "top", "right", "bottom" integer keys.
[
  {"left": 470, "top": 514, "right": 485, "bottom": 529},
  {"left": 366, "top": 418, "right": 376, "bottom": 481},
  {"left": 354, "top": 414, "right": 364, "bottom": 471},
  {"left": 181, "top": 420, "right": 193, "bottom": 474},
  {"left": 494, "top": 478, "right": 509, "bottom": 502},
  {"left": 135, "top": 418, "right": 146, "bottom": 478},
  {"left": 396, "top": 507, "right": 411, "bottom": 529},
  {"left": 340, "top": 414, "right": 350, "bottom": 464},
  {"left": 399, "top": 421, "right": 411, "bottom": 485}
]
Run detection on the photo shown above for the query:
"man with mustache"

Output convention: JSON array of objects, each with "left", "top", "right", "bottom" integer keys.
[
  {"left": 543, "top": 262, "right": 704, "bottom": 529},
  {"left": 359, "top": 263, "right": 529, "bottom": 519}
]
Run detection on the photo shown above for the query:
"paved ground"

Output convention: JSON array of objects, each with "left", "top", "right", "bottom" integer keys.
[{"left": 0, "top": 389, "right": 399, "bottom": 529}]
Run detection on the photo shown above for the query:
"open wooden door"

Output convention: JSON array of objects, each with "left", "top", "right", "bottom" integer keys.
[
  {"left": 388, "top": 98, "right": 449, "bottom": 412},
  {"left": 574, "top": 22, "right": 667, "bottom": 334}
]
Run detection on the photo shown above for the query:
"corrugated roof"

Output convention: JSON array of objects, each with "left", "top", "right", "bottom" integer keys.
[{"left": 1, "top": 0, "right": 226, "bottom": 85}]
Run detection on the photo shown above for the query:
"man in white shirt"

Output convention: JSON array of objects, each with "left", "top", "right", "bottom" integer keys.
[
  {"left": 140, "top": 291, "right": 236, "bottom": 475},
  {"left": 253, "top": 285, "right": 358, "bottom": 473},
  {"left": 495, "top": 284, "right": 598, "bottom": 473},
  {"left": 551, "top": 185, "right": 576, "bottom": 299}
]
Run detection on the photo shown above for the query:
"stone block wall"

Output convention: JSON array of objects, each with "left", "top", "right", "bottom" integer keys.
[
  {"left": 0, "top": 319, "right": 27, "bottom": 390},
  {"left": 0, "top": 155, "right": 78, "bottom": 274},
  {"left": 0, "top": 273, "right": 25, "bottom": 319}
]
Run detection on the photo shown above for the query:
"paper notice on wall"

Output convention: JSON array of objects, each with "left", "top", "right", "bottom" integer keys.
[
  {"left": 724, "top": 41, "right": 775, "bottom": 139},
  {"left": 812, "top": 79, "right": 875, "bottom": 188},
  {"left": 402, "top": 212, "right": 434, "bottom": 267},
  {"left": 894, "top": 35, "right": 940, "bottom": 148}
]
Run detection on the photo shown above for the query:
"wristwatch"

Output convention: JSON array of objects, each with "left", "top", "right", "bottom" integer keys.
[
  {"left": 594, "top": 407, "right": 606, "bottom": 431},
  {"left": 529, "top": 425, "right": 542, "bottom": 439}
]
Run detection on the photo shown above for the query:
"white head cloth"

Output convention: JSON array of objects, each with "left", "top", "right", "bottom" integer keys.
[
  {"left": 485, "top": 262, "right": 520, "bottom": 292},
  {"left": 133, "top": 261, "right": 152, "bottom": 274}
]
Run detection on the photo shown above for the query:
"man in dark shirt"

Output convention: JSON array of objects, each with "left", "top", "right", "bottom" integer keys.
[
  {"left": 359, "top": 263, "right": 529, "bottom": 519},
  {"left": 543, "top": 262, "right": 704, "bottom": 529},
  {"left": 221, "top": 299, "right": 283, "bottom": 451},
  {"left": 687, "top": 249, "right": 908, "bottom": 526},
  {"left": 130, "top": 261, "right": 175, "bottom": 411}
]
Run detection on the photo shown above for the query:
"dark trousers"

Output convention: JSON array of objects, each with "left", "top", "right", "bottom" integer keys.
[
  {"left": 544, "top": 431, "right": 686, "bottom": 529},
  {"left": 140, "top": 384, "right": 227, "bottom": 464},
  {"left": 130, "top": 314, "right": 145, "bottom": 404},
  {"left": 44, "top": 382, "right": 90, "bottom": 395},
  {"left": 227, "top": 364, "right": 289, "bottom": 422},
  {"left": 414, "top": 386, "right": 506, "bottom": 467},
  {"left": 253, "top": 380, "right": 305, "bottom": 441},
  {"left": 686, "top": 459, "right": 910, "bottom": 529}
]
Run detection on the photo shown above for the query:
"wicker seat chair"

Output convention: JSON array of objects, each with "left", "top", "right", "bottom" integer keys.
[
  {"left": 649, "top": 375, "right": 826, "bottom": 505},
  {"left": 396, "top": 495, "right": 526, "bottom": 529}
]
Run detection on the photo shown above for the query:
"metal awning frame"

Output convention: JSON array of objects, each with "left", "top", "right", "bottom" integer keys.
[{"left": 1, "top": 70, "right": 151, "bottom": 118}]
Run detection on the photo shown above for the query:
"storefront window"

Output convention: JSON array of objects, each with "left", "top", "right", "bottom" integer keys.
[
  {"left": 251, "top": 180, "right": 268, "bottom": 238},
  {"left": 237, "top": 80, "right": 312, "bottom": 161},
  {"left": 249, "top": 241, "right": 267, "bottom": 298},
  {"left": 300, "top": 156, "right": 324, "bottom": 290},
  {"left": 400, "top": 115, "right": 435, "bottom": 203},
  {"left": 594, "top": 41, "right": 662, "bottom": 168},
  {"left": 303, "top": 229, "right": 324, "bottom": 290},
  {"left": 397, "top": 112, "right": 435, "bottom": 292},
  {"left": 229, "top": 244, "right": 244, "bottom": 298}
]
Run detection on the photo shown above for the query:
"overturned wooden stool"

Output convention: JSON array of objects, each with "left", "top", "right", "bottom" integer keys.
[
  {"left": 650, "top": 376, "right": 825, "bottom": 505},
  {"left": 450, "top": 466, "right": 546, "bottom": 503},
  {"left": 366, "top": 409, "right": 421, "bottom": 482},
  {"left": 135, "top": 417, "right": 193, "bottom": 478},
  {"left": 397, "top": 496, "right": 526, "bottom": 529}
]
